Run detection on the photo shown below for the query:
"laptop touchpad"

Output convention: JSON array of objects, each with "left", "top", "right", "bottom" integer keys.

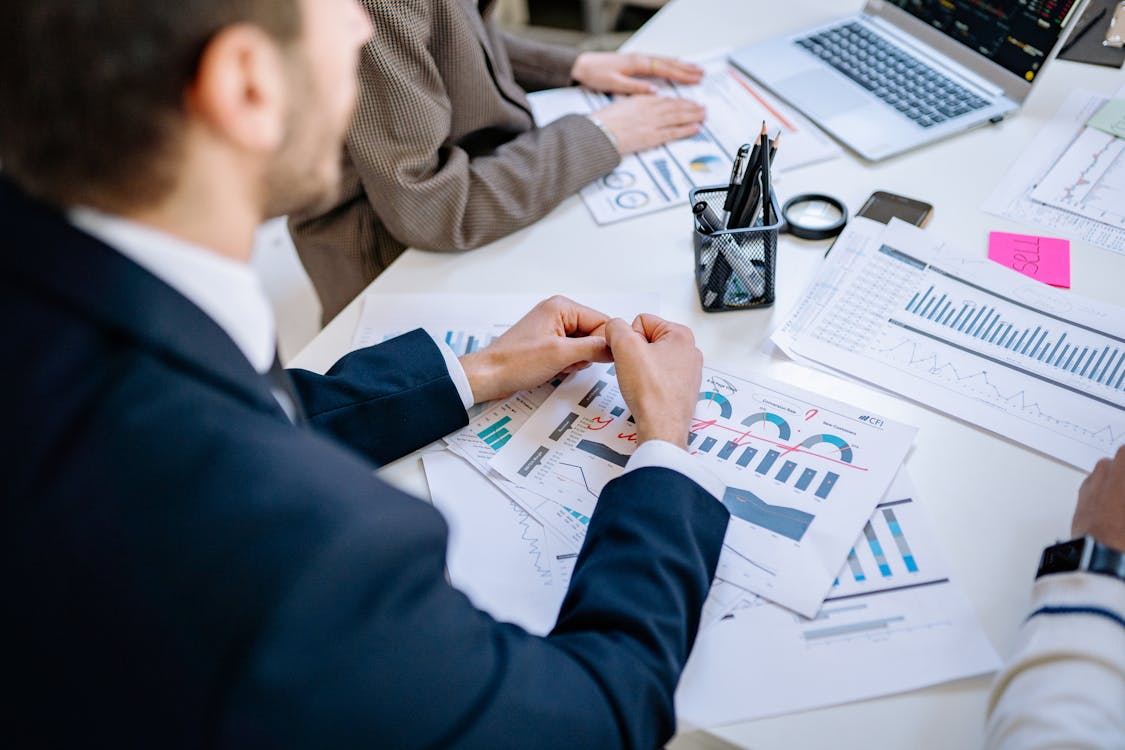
[{"left": 776, "top": 70, "right": 869, "bottom": 118}]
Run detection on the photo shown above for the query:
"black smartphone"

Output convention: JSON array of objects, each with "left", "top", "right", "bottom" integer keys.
[{"left": 856, "top": 190, "right": 933, "bottom": 227}]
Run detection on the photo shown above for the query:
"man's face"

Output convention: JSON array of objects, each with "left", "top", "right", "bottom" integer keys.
[{"left": 264, "top": 0, "right": 373, "bottom": 217}]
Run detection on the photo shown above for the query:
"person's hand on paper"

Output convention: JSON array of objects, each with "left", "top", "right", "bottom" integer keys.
[
  {"left": 460, "top": 296, "right": 612, "bottom": 404},
  {"left": 593, "top": 96, "right": 705, "bottom": 155},
  {"left": 1072, "top": 445, "right": 1125, "bottom": 550},
  {"left": 571, "top": 52, "right": 703, "bottom": 95},
  {"left": 604, "top": 314, "right": 702, "bottom": 449}
]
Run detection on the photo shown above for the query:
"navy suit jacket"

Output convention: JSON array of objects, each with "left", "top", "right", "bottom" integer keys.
[{"left": 0, "top": 178, "right": 729, "bottom": 749}]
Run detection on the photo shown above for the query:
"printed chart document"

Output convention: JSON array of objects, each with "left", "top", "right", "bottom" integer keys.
[
  {"left": 1030, "top": 126, "right": 1125, "bottom": 229},
  {"left": 983, "top": 86, "right": 1125, "bottom": 254},
  {"left": 676, "top": 473, "right": 1000, "bottom": 727},
  {"left": 528, "top": 55, "right": 840, "bottom": 225},
  {"left": 774, "top": 219, "right": 1125, "bottom": 471},
  {"left": 490, "top": 362, "right": 916, "bottom": 617}
]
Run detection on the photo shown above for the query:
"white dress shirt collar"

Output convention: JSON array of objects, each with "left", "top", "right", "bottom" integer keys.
[{"left": 68, "top": 207, "right": 276, "bottom": 374}]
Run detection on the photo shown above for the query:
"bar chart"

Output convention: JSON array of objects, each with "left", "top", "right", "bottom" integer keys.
[
  {"left": 829, "top": 498, "right": 943, "bottom": 600},
  {"left": 901, "top": 259, "right": 1125, "bottom": 393},
  {"left": 688, "top": 427, "right": 849, "bottom": 500},
  {"left": 783, "top": 225, "right": 1125, "bottom": 471},
  {"left": 477, "top": 415, "right": 513, "bottom": 451}
]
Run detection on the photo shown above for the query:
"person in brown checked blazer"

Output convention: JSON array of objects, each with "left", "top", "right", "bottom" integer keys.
[{"left": 291, "top": 0, "right": 707, "bottom": 322}]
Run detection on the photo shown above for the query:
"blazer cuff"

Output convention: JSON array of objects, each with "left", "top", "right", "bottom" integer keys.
[{"left": 424, "top": 329, "right": 474, "bottom": 410}]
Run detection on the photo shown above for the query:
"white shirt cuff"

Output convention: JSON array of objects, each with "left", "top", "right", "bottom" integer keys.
[
  {"left": 624, "top": 440, "right": 725, "bottom": 502},
  {"left": 426, "top": 330, "right": 475, "bottom": 411}
]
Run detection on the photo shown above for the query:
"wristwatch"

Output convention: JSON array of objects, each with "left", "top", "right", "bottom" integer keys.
[{"left": 1036, "top": 535, "right": 1125, "bottom": 581}]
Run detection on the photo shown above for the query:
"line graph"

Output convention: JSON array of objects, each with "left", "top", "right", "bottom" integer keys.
[
  {"left": 873, "top": 333, "right": 1124, "bottom": 447},
  {"left": 779, "top": 220, "right": 1125, "bottom": 471},
  {"left": 1032, "top": 127, "right": 1125, "bottom": 228}
]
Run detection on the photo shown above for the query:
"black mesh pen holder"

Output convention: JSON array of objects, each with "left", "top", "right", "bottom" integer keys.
[{"left": 690, "top": 184, "right": 781, "bottom": 312}]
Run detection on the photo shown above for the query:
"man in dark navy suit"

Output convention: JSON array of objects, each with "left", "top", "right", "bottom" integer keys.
[{"left": 0, "top": 1, "right": 729, "bottom": 747}]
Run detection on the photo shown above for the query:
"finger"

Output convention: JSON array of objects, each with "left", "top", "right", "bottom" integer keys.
[
  {"left": 544, "top": 295, "right": 612, "bottom": 336},
  {"left": 631, "top": 313, "right": 672, "bottom": 342},
  {"left": 605, "top": 317, "right": 645, "bottom": 351},
  {"left": 607, "top": 73, "right": 658, "bottom": 95},
  {"left": 655, "top": 123, "right": 703, "bottom": 143},
  {"left": 559, "top": 335, "right": 613, "bottom": 365},
  {"left": 652, "top": 99, "right": 707, "bottom": 124},
  {"left": 654, "top": 57, "right": 704, "bottom": 83}
]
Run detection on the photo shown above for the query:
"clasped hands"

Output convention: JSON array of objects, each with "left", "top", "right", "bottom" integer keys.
[
  {"left": 571, "top": 51, "right": 708, "bottom": 155},
  {"left": 459, "top": 296, "right": 701, "bottom": 449}
]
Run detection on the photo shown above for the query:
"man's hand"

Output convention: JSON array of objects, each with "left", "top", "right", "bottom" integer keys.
[
  {"left": 604, "top": 314, "right": 702, "bottom": 449},
  {"left": 459, "top": 296, "right": 612, "bottom": 404},
  {"left": 594, "top": 96, "right": 706, "bottom": 155},
  {"left": 571, "top": 52, "right": 704, "bottom": 95},
  {"left": 1072, "top": 445, "right": 1125, "bottom": 551}
]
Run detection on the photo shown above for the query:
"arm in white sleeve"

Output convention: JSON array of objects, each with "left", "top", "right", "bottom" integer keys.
[
  {"left": 985, "top": 572, "right": 1125, "bottom": 750},
  {"left": 624, "top": 440, "right": 725, "bottom": 502}
]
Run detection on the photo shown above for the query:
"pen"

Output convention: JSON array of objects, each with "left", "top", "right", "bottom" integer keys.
[
  {"left": 1057, "top": 5, "right": 1106, "bottom": 56},
  {"left": 722, "top": 144, "right": 751, "bottom": 213},
  {"left": 760, "top": 129, "right": 776, "bottom": 226},
  {"left": 693, "top": 201, "right": 723, "bottom": 234},
  {"left": 727, "top": 122, "right": 767, "bottom": 229}
]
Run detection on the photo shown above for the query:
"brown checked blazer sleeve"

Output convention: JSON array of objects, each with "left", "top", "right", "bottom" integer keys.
[{"left": 290, "top": 0, "right": 621, "bottom": 322}]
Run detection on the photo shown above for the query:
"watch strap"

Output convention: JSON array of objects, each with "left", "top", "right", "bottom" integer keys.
[{"left": 1037, "top": 536, "right": 1125, "bottom": 581}]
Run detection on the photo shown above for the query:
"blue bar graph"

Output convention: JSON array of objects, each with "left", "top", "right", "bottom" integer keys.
[
  {"left": 814, "top": 471, "right": 839, "bottom": 499},
  {"left": 776, "top": 460, "right": 797, "bottom": 483},
  {"left": 736, "top": 447, "right": 758, "bottom": 467},
  {"left": 795, "top": 468, "right": 816, "bottom": 491},
  {"left": 904, "top": 292, "right": 1124, "bottom": 391},
  {"left": 699, "top": 436, "right": 717, "bottom": 453},
  {"left": 863, "top": 523, "right": 893, "bottom": 577},
  {"left": 756, "top": 449, "right": 781, "bottom": 475},
  {"left": 883, "top": 508, "right": 919, "bottom": 573},
  {"left": 718, "top": 441, "right": 738, "bottom": 460},
  {"left": 846, "top": 548, "right": 866, "bottom": 582}
]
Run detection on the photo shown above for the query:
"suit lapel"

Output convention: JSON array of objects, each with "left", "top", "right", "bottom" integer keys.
[{"left": 0, "top": 178, "right": 289, "bottom": 423}]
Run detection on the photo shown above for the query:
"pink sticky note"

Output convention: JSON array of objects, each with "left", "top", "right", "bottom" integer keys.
[{"left": 988, "top": 231, "right": 1070, "bottom": 288}]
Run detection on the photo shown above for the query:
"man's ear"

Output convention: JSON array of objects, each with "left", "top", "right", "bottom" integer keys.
[{"left": 186, "top": 24, "right": 289, "bottom": 153}]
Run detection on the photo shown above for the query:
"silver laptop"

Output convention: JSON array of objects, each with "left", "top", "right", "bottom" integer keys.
[{"left": 730, "top": 0, "right": 1087, "bottom": 161}]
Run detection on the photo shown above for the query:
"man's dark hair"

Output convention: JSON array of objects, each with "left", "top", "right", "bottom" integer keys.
[{"left": 0, "top": 1, "right": 301, "bottom": 209}]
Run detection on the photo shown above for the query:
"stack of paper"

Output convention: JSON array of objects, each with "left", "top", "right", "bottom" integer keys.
[{"left": 353, "top": 293, "right": 1000, "bottom": 726}]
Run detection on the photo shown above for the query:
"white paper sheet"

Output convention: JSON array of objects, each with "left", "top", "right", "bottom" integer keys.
[
  {"left": 773, "top": 218, "right": 1125, "bottom": 471},
  {"left": 982, "top": 86, "right": 1125, "bottom": 254},
  {"left": 490, "top": 362, "right": 917, "bottom": 617},
  {"left": 528, "top": 55, "right": 840, "bottom": 225},
  {"left": 423, "top": 451, "right": 568, "bottom": 636},
  {"left": 677, "top": 474, "right": 1000, "bottom": 727},
  {"left": 1030, "top": 126, "right": 1125, "bottom": 229}
]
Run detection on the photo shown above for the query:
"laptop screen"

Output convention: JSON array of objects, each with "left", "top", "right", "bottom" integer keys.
[{"left": 885, "top": 0, "right": 1081, "bottom": 82}]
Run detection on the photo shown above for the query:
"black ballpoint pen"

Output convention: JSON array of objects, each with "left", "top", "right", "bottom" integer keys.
[
  {"left": 723, "top": 144, "right": 751, "bottom": 213},
  {"left": 1058, "top": 6, "right": 1106, "bottom": 57}
]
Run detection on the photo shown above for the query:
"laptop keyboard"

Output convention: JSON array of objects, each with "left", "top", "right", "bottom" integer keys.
[{"left": 794, "top": 22, "right": 990, "bottom": 128}]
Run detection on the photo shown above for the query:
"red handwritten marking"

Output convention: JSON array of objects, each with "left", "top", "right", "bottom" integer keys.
[
  {"left": 587, "top": 417, "right": 613, "bottom": 431},
  {"left": 617, "top": 432, "right": 638, "bottom": 443}
]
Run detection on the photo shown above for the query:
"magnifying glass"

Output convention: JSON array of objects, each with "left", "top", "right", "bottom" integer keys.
[{"left": 780, "top": 193, "right": 849, "bottom": 240}]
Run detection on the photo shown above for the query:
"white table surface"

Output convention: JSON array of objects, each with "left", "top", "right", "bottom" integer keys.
[{"left": 290, "top": 1, "right": 1125, "bottom": 747}]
